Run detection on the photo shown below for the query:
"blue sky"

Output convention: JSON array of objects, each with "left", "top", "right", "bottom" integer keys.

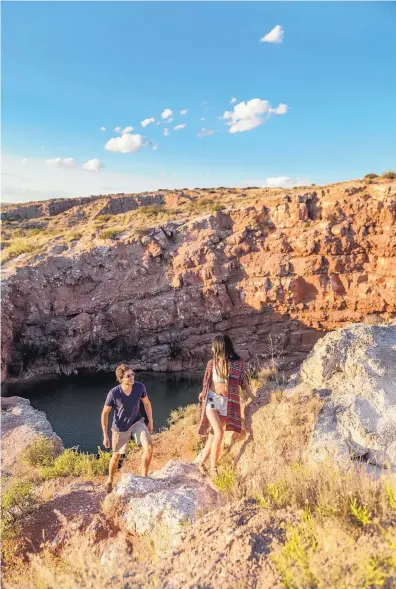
[{"left": 2, "top": 1, "right": 396, "bottom": 202}]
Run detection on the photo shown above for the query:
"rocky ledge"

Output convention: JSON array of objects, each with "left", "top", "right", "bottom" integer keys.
[{"left": 1, "top": 179, "right": 395, "bottom": 381}]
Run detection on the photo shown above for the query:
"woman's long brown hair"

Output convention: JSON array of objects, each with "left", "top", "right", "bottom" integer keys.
[{"left": 211, "top": 334, "right": 241, "bottom": 380}]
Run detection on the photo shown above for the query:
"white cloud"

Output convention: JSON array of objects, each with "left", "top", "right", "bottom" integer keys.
[
  {"left": 200, "top": 117, "right": 206, "bottom": 121},
  {"left": 180, "top": 109, "right": 188, "bottom": 115},
  {"left": 163, "top": 128, "right": 170, "bottom": 137},
  {"left": 45, "top": 157, "right": 103, "bottom": 173},
  {"left": 104, "top": 133, "right": 144, "bottom": 153},
  {"left": 156, "top": 121, "right": 161, "bottom": 126},
  {"left": 230, "top": 97, "right": 237, "bottom": 104},
  {"left": 100, "top": 126, "right": 106, "bottom": 132},
  {"left": 260, "top": 25, "right": 284, "bottom": 44},
  {"left": 121, "top": 126, "right": 134, "bottom": 134},
  {"left": 46, "top": 157, "right": 78, "bottom": 169},
  {"left": 82, "top": 158, "right": 103, "bottom": 173},
  {"left": 161, "top": 108, "right": 173, "bottom": 120},
  {"left": 197, "top": 128, "right": 215, "bottom": 138},
  {"left": 22, "top": 158, "right": 28, "bottom": 164},
  {"left": 141, "top": 117, "right": 156, "bottom": 128},
  {"left": 270, "top": 103, "right": 288, "bottom": 115},
  {"left": 114, "top": 126, "right": 122, "bottom": 133},
  {"left": 222, "top": 98, "right": 288, "bottom": 133},
  {"left": 174, "top": 124, "right": 186, "bottom": 130},
  {"left": 152, "top": 143, "right": 158, "bottom": 151},
  {"left": 265, "top": 176, "right": 308, "bottom": 188}
]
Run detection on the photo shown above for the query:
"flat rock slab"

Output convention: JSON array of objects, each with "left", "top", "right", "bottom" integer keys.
[{"left": 110, "top": 460, "right": 221, "bottom": 551}]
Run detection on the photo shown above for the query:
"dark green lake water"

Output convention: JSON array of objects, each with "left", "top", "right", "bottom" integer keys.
[{"left": 3, "top": 371, "right": 202, "bottom": 453}]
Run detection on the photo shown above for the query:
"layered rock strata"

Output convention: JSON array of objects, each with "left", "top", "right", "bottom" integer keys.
[{"left": 1, "top": 180, "right": 395, "bottom": 380}]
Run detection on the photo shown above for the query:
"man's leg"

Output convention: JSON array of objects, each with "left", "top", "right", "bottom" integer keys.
[
  {"left": 134, "top": 423, "right": 153, "bottom": 477},
  {"left": 107, "top": 452, "right": 121, "bottom": 486}
]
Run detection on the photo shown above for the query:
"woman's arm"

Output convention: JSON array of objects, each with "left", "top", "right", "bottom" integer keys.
[{"left": 198, "top": 360, "right": 213, "bottom": 402}]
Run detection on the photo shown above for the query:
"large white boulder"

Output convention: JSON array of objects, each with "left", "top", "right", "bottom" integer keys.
[
  {"left": 1, "top": 396, "right": 63, "bottom": 476},
  {"left": 110, "top": 460, "right": 221, "bottom": 552},
  {"left": 301, "top": 324, "right": 396, "bottom": 469}
]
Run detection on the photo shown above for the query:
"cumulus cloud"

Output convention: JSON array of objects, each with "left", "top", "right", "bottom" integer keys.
[
  {"left": 151, "top": 143, "right": 158, "bottom": 151},
  {"left": 141, "top": 117, "right": 156, "bottom": 128},
  {"left": 174, "top": 124, "right": 186, "bottom": 130},
  {"left": 104, "top": 133, "right": 144, "bottom": 153},
  {"left": 114, "top": 126, "right": 122, "bottom": 133},
  {"left": 270, "top": 103, "right": 288, "bottom": 115},
  {"left": 180, "top": 109, "right": 188, "bottom": 115},
  {"left": 121, "top": 126, "right": 134, "bottom": 134},
  {"left": 222, "top": 98, "right": 288, "bottom": 133},
  {"left": 260, "top": 25, "right": 284, "bottom": 44},
  {"left": 197, "top": 128, "right": 215, "bottom": 138},
  {"left": 82, "top": 158, "right": 103, "bottom": 172},
  {"left": 265, "top": 176, "right": 308, "bottom": 188},
  {"left": 46, "top": 157, "right": 78, "bottom": 169},
  {"left": 46, "top": 157, "right": 103, "bottom": 173},
  {"left": 161, "top": 108, "right": 173, "bottom": 120},
  {"left": 230, "top": 97, "right": 237, "bottom": 104},
  {"left": 163, "top": 128, "right": 170, "bottom": 137},
  {"left": 100, "top": 126, "right": 106, "bottom": 132}
]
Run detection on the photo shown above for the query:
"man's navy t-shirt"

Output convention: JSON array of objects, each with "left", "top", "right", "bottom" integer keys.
[{"left": 105, "top": 382, "right": 147, "bottom": 432}]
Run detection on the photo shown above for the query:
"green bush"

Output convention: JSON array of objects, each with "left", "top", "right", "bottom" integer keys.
[
  {"left": 138, "top": 204, "right": 163, "bottom": 218},
  {"left": 99, "top": 228, "right": 123, "bottom": 240},
  {"left": 20, "top": 437, "right": 61, "bottom": 467},
  {"left": 1, "top": 239, "right": 40, "bottom": 263},
  {"left": 1, "top": 481, "right": 36, "bottom": 539},
  {"left": 364, "top": 173, "right": 379, "bottom": 179},
  {"left": 96, "top": 214, "right": 112, "bottom": 222},
  {"left": 67, "top": 231, "right": 83, "bottom": 242},
  {"left": 212, "top": 203, "right": 225, "bottom": 213},
  {"left": 41, "top": 447, "right": 111, "bottom": 479},
  {"left": 381, "top": 170, "right": 396, "bottom": 180}
]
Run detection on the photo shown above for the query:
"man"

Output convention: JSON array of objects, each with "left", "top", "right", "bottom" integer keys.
[{"left": 101, "top": 363, "right": 153, "bottom": 493}]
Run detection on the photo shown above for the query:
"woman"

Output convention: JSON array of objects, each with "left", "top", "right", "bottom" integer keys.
[{"left": 196, "top": 334, "right": 252, "bottom": 477}]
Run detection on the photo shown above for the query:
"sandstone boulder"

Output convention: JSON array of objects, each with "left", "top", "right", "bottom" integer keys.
[
  {"left": 301, "top": 324, "right": 396, "bottom": 469},
  {"left": 108, "top": 460, "right": 221, "bottom": 552},
  {"left": 1, "top": 396, "right": 64, "bottom": 476}
]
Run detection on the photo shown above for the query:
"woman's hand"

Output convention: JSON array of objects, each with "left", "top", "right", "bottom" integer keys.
[{"left": 198, "top": 391, "right": 204, "bottom": 403}]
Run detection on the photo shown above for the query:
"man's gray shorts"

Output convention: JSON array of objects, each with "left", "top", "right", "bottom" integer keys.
[{"left": 111, "top": 420, "right": 151, "bottom": 454}]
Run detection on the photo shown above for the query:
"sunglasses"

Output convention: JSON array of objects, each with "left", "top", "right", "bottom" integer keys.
[{"left": 124, "top": 373, "right": 135, "bottom": 379}]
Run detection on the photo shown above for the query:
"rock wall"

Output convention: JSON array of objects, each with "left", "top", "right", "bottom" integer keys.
[{"left": 1, "top": 181, "right": 395, "bottom": 380}]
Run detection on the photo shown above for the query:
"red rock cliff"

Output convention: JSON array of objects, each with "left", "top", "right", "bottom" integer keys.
[{"left": 1, "top": 179, "right": 395, "bottom": 380}]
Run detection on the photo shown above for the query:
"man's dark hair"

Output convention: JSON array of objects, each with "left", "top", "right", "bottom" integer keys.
[{"left": 115, "top": 363, "right": 134, "bottom": 383}]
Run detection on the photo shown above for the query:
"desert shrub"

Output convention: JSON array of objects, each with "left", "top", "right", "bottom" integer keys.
[
  {"left": 20, "top": 436, "right": 61, "bottom": 468},
  {"left": 212, "top": 203, "right": 225, "bottom": 212},
  {"left": 364, "top": 173, "right": 379, "bottom": 179},
  {"left": 99, "top": 228, "right": 123, "bottom": 240},
  {"left": 27, "top": 228, "right": 44, "bottom": 237},
  {"left": 1, "top": 239, "right": 40, "bottom": 263},
  {"left": 138, "top": 204, "right": 163, "bottom": 218},
  {"left": 67, "top": 231, "right": 82, "bottom": 242},
  {"left": 272, "top": 516, "right": 396, "bottom": 589},
  {"left": 252, "top": 460, "right": 394, "bottom": 524},
  {"left": 1, "top": 481, "right": 37, "bottom": 539},
  {"left": 41, "top": 447, "right": 111, "bottom": 479},
  {"left": 382, "top": 170, "right": 396, "bottom": 180},
  {"left": 213, "top": 468, "right": 236, "bottom": 493},
  {"left": 96, "top": 214, "right": 112, "bottom": 222}
]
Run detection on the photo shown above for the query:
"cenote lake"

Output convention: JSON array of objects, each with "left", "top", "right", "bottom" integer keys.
[{"left": 3, "top": 371, "right": 202, "bottom": 453}]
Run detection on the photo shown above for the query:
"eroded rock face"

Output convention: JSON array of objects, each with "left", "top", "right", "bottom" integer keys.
[
  {"left": 1, "top": 180, "right": 395, "bottom": 380},
  {"left": 107, "top": 460, "right": 221, "bottom": 552},
  {"left": 302, "top": 324, "right": 396, "bottom": 469},
  {"left": 1, "top": 396, "right": 64, "bottom": 475}
]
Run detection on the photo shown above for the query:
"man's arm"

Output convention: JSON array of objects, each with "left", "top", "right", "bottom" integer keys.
[
  {"left": 142, "top": 396, "right": 153, "bottom": 433},
  {"left": 101, "top": 405, "right": 112, "bottom": 448}
]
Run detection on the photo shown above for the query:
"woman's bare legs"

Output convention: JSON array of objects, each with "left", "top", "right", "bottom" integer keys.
[
  {"left": 206, "top": 409, "right": 227, "bottom": 471},
  {"left": 199, "top": 432, "right": 214, "bottom": 469}
]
